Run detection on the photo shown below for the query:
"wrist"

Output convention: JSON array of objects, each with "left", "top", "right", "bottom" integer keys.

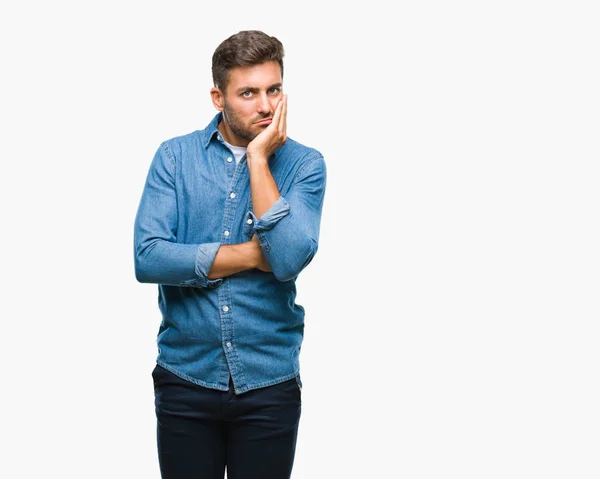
[
  {"left": 243, "top": 240, "right": 261, "bottom": 269},
  {"left": 246, "top": 152, "right": 269, "bottom": 167}
]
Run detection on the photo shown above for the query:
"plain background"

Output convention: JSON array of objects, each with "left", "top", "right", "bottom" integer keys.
[{"left": 2, "top": 1, "right": 599, "bottom": 478}]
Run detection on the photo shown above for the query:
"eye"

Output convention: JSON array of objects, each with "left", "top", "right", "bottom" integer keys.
[
  {"left": 241, "top": 91, "right": 253, "bottom": 98},
  {"left": 268, "top": 87, "right": 281, "bottom": 95}
]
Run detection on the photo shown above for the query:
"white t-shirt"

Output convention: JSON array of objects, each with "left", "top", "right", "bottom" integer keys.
[{"left": 223, "top": 140, "right": 247, "bottom": 165}]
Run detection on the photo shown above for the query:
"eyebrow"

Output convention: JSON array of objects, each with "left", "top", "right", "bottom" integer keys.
[{"left": 236, "top": 82, "right": 282, "bottom": 94}]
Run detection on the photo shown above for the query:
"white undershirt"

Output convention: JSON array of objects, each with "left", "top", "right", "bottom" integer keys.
[{"left": 223, "top": 140, "right": 247, "bottom": 165}]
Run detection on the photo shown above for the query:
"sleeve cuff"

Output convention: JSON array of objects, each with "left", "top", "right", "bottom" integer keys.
[
  {"left": 251, "top": 196, "right": 290, "bottom": 232},
  {"left": 250, "top": 196, "right": 291, "bottom": 252},
  {"left": 186, "top": 242, "right": 223, "bottom": 288}
]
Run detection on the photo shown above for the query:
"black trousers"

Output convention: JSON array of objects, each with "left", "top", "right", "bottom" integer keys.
[{"left": 152, "top": 364, "right": 302, "bottom": 479}]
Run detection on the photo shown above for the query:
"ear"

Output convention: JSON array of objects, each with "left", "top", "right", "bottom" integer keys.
[{"left": 210, "top": 87, "right": 225, "bottom": 111}]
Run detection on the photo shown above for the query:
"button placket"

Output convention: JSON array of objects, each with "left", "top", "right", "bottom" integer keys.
[
  {"left": 216, "top": 152, "right": 248, "bottom": 389},
  {"left": 222, "top": 153, "right": 244, "bottom": 243}
]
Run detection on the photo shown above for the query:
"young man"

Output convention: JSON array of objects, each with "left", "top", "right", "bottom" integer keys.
[{"left": 134, "top": 30, "right": 327, "bottom": 479}]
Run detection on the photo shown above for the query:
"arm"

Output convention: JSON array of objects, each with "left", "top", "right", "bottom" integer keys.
[
  {"left": 251, "top": 157, "right": 326, "bottom": 282},
  {"left": 134, "top": 143, "right": 268, "bottom": 287},
  {"left": 246, "top": 95, "right": 327, "bottom": 282},
  {"left": 246, "top": 94, "right": 287, "bottom": 219},
  {"left": 207, "top": 236, "right": 271, "bottom": 279}
]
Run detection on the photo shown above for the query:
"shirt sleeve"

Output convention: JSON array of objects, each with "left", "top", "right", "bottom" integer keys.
[
  {"left": 134, "top": 143, "right": 223, "bottom": 288},
  {"left": 251, "top": 155, "right": 327, "bottom": 282}
]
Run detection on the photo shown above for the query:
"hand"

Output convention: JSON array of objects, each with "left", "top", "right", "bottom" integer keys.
[
  {"left": 251, "top": 235, "right": 272, "bottom": 273},
  {"left": 246, "top": 94, "right": 287, "bottom": 162}
]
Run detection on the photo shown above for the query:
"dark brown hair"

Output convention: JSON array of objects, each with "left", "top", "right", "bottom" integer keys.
[{"left": 212, "top": 30, "right": 284, "bottom": 91}]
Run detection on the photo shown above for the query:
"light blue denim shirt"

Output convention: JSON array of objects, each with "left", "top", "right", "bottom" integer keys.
[{"left": 134, "top": 113, "right": 326, "bottom": 394}]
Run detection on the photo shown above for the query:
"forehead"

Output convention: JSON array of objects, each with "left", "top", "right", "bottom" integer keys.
[{"left": 226, "top": 61, "right": 282, "bottom": 92}]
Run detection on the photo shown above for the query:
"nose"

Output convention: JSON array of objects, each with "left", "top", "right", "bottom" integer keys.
[{"left": 256, "top": 93, "right": 272, "bottom": 115}]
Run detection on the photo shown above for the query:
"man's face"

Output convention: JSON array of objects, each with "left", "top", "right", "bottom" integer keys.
[{"left": 213, "top": 61, "right": 283, "bottom": 146}]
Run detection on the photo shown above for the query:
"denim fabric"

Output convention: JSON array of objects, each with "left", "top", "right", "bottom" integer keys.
[{"left": 134, "top": 113, "right": 326, "bottom": 394}]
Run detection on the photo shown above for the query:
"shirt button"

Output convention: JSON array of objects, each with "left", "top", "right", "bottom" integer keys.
[
  {"left": 222, "top": 305, "right": 229, "bottom": 312},
  {"left": 226, "top": 342, "right": 232, "bottom": 348},
  {"left": 227, "top": 157, "right": 233, "bottom": 163},
  {"left": 230, "top": 192, "right": 236, "bottom": 199},
  {"left": 246, "top": 218, "right": 253, "bottom": 225},
  {"left": 224, "top": 230, "right": 230, "bottom": 237},
  {"left": 217, "top": 135, "right": 222, "bottom": 141}
]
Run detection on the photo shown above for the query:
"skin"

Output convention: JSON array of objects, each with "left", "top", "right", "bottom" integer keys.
[{"left": 207, "top": 61, "right": 288, "bottom": 279}]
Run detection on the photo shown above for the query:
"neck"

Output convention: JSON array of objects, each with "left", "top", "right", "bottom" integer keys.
[{"left": 217, "top": 116, "right": 249, "bottom": 147}]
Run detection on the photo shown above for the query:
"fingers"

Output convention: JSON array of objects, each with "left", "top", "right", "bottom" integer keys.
[
  {"left": 280, "top": 94, "right": 287, "bottom": 138},
  {"left": 271, "top": 95, "right": 286, "bottom": 131},
  {"left": 271, "top": 96, "right": 283, "bottom": 127}
]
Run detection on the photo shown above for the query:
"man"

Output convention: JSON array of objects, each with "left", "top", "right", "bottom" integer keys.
[{"left": 134, "top": 30, "right": 327, "bottom": 479}]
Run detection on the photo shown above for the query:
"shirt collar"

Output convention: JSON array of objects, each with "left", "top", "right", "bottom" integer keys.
[{"left": 203, "top": 112, "right": 224, "bottom": 148}]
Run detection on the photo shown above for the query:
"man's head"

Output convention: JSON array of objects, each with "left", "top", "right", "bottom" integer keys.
[
  {"left": 210, "top": 30, "right": 285, "bottom": 146},
  {"left": 212, "top": 30, "right": 284, "bottom": 92}
]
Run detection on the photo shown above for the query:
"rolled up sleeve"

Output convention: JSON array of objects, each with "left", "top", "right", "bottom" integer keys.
[
  {"left": 134, "top": 143, "right": 222, "bottom": 288},
  {"left": 251, "top": 156, "right": 327, "bottom": 282}
]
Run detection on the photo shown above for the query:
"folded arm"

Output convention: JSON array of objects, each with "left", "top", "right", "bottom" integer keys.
[
  {"left": 250, "top": 156, "right": 327, "bottom": 282},
  {"left": 207, "top": 236, "right": 270, "bottom": 279},
  {"left": 133, "top": 143, "right": 268, "bottom": 288}
]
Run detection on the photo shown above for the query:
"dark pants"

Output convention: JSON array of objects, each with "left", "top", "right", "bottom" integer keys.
[{"left": 152, "top": 364, "right": 302, "bottom": 479}]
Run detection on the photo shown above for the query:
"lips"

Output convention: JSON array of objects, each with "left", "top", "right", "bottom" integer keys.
[{"left": 254, "top": 118, "right": 272, "bottom": 126}]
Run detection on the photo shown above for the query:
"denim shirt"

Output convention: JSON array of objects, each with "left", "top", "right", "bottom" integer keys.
[{"left": 134, "top": 113, "right": 327, "bottom": 394}]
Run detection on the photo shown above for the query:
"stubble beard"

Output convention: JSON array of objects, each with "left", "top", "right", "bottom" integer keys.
[{"left": 222, "top": 101, "right": 260, "bottom": 143}]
